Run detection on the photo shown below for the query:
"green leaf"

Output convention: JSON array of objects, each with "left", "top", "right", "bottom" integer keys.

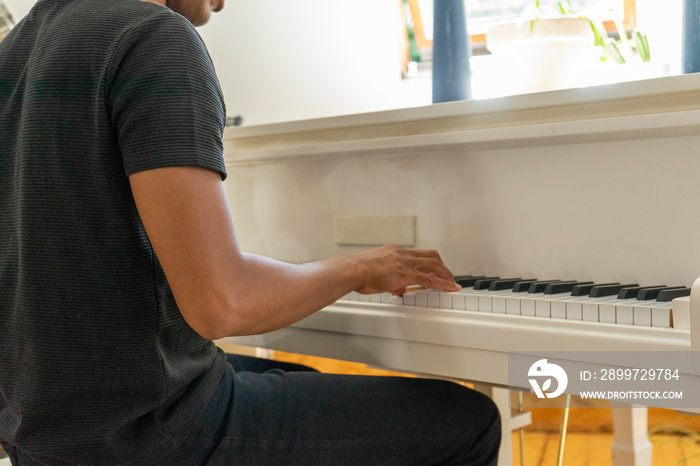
[
  {"left": 588, "top": 18, "right": 608, "bottom": 47},
  {"left": 605, "top": 38, "right": 626, "bottom": 64},
  {"left": 557, "top": 0, "right": 571, "bottom": 15},
  {"left": 634, "top": 30, "right": 651, "bottom": 62}
]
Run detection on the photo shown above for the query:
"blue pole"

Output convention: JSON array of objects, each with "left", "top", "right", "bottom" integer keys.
[
  {"left": 682, "top": 0, "right": 700, "bottom": 74},
  {"left": 432, "top": 0, "right": 471, "bottom": 103}
]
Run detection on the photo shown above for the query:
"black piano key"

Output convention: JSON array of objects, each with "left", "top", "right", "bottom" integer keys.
[
  {"left": 637, "top": 286, "right": 685, "bottom": 301},
  {"left": 473, "top": 277, "right": 501, "bottom": 290},
  {"left": 510, "top": 279, "right": 539, "bottom": 292},
  {"left": 527, "top": 280, "right": 562, "bottom": 294},
  {"left": 589, "top": 283, "right": 639, "bottom": 298},
  {"left": 656, "top": 288, "right": 691, "bottom": 302},
  {"left": 571, "top": 282, "right": 618, "bottom": 297},
  {"left": 543, "top": 281, "right": 593, "bottom": 294},
  {"left": 617, "top": 285, "right": 666, "bottom": 299},
  {"left": 489, "top": 278, "right": 529, "bottom": 291},
  {"left": 454, "top": 275, "right": 486, "bottom": 288}
]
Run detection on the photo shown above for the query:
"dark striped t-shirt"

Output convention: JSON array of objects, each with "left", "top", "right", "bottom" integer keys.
[{"left": 0, "top": 0, "right": 228, "bottom": 463}]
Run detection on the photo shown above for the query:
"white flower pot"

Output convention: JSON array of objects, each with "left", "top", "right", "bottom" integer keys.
[{"left": 486, "top": 16, "right": 601, "bottom": 94}]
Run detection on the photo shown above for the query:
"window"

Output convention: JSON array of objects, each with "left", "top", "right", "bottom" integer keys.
[{"left": 404, "top": 0, "right": 636, "bottom": 55}]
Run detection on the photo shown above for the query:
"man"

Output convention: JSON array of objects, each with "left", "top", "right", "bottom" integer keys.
[{"left": 0, "top": 0, "right": 500, "bottom": 464}]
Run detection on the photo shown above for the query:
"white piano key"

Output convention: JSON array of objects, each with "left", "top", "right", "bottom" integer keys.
[
  {"left": 506, "top": 293, "right": 527, "bottom": 315},
  {"left": 549, "top": 295, "right": 580, "bottom": 320},
  {"left": 633, "top": 303, "right": 653, "bottom": 326},
  {"left": 534, "top": 293, "right": 569, "bottom": 318},
  {"left": 492, "top": 295, "right": 507, "bottom": 313},
  {"left": 566, "top": 300, "right": 583, "bottom": 320},
  {"left": 359, "top": 293, "right": 371, "bottom": 302},
  {"left": 390, "top": 295, "right": 404, "bottom": 306},
  {"left": 651, "top": 303, "right": 672, "bottom": 328},
  {"left": 403, "top": 292, "right": 416, "bottom": 306},
  {"left": 348, "top": 291, "right": 361, "bottom": 301},
  {"left": 582, "top": 297, "right": 622, "bottom": 322},
  {"left": 616, "top": 303, "right": 635, "bottom": 325},
  {"left": 451, "top": 292, "right": 467, "bottom": 310},
  {"left": 478, "top": 290, "right": 513, "bottom": 313},
  {"left": 551, "top": 300, "right": 567, "bottom": 319},
  {"left": 598, "top": 298, "right": 636, "bottom": 323},
  {"left": 439, "top": 292, "right": 453, "bottom": 309},
  {"left": 520, "top": 293, "right": 540, "bottom": 316},
  {"left": 415, "top": 290, "right": 428, "bottom": 307},
  {"left": 465, "top": 294, "right": 480, "bottom": 311},
  {"left": 380, "top": 292, "right": 393, "bottom": 303},
  {"left": 427, "top": 290, "right": 441, "bottom": 308},
  {"left": 520, "top": 293, "right": 546, "bottom": 317},
  {"left": 370, "top": 293, "right": 382, "bottom": 303}
]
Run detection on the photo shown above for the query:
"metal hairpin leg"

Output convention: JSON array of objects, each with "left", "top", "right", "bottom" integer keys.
[
  {"left": 517, "top": 391, "right": 525, "bottom": 466},
  {"left": 556, "top": 394, "right": 572, "bottom": 466}
]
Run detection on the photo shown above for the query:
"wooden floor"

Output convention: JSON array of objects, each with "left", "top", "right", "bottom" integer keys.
[{"left": 217, "top": 342, "right": 700, "bottom": 466}]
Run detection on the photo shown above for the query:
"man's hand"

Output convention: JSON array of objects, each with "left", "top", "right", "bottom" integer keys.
[
  {"left": 130, "top": 167, "right": 460, "bottom": 339},
  {"left": 350, "top": 245, "right": 460, "bottom": 296}
]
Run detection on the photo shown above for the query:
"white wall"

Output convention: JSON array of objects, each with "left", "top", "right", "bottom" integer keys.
[{"left": 198, "top": 0, "right": 418, "bottom": 126}]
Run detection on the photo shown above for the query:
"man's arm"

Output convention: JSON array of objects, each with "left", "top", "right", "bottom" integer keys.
[{"left": 129, "top": 166, "right": 460, "bottom": 340}]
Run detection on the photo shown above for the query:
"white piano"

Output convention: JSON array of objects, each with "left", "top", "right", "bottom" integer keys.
[{"left": 220, "top": 73, "right": 700, "bottom": 465}]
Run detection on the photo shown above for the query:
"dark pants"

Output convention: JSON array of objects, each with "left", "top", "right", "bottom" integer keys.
[{"left": 2, "top": 354, "right": 501, "bottom": 465}]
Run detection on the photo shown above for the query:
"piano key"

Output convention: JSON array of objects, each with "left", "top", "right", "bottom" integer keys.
[
  {"left": 390, "top": 295, "right": 404, "bottom": 306},
  {"left": 535, "top": 293, "right": 570, "bottom": 317},
  {"left": 506, "top": 292, "right": 529, "bottom": 315},
  {"left": 427, "top": 290, "right": 441, "bottom": 308},
  {"left": 571, "top": 282, "right": 618, "bottom": 296},
  {"left": 521, "top": 284, "right": 559, "bottom": 315},
  {"left": 511, "top": 279, "right": 538, "bottom": 291},
  {"left": 488, "top": 278, "right": 527, "bottom": 291},
  {"left": 599, "top": 300, "right": 628, "bottom": 323},
  {"left": 633, "top": 302, "right": 656, "bottom": 326},
  {"left": 564, "top": 283, "right": 619, "bottom": 320},
  {"left": 651, "top": 304, "right": 672, "bottom": 328},
  {"left": 403, "top": 291, "right": 416, "bottom": 306},
  {"left": 617, "top": 285, "right": 666, "bottom": 299},
  {"left": 637, "top": 286, "right": 684, "bottom": 301},
  {"left": 479, "top": 289, "right": 519, "bottom": 312},
  {"left": 656, "top": 287, "right": 691, "bottom": 302},
  {"left": 454, "top": 275, "right": 487, "bottom": 287},
  {"left": 505, "top": 280, "right": 560, "bottom": 316},
  {"left": 439, "top": 291, "right": 458, "bottom": 309},
  {"left": 616, "top": 303, "right": 635, "bottom": 325},
  {"left": 528, "top": 280, "right": 561, "bottom": 293},
  {"left": 415, "top": 290, "right": 428, "bottom": 307},
  {"left": 362, "top": 274, "right": 688, "bottom": 332},
  {"left": 544, "top": 281, "right": 593, "bottom": 294},
  {"left": 450, "top": 292, "right": 467, "bottom": 310},
  {"left": 589, "top": 283, "right": 639, "bottom": 298},
  {"left": 473, "top": 278, "right": 501, "bottom": 290},
  {"left": 513, "top": 281, "right": 538, "bottom": 292}
]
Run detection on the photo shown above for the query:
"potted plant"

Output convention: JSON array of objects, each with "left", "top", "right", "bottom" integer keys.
[{"left": 484, "top": 0, "right": 654, "bottom": 94}]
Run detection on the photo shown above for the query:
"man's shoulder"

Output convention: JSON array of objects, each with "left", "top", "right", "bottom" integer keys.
[{"left": 61, "top": 0, "right": 192, "bottom": 35}]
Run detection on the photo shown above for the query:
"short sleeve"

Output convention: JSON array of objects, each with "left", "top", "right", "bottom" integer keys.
[{"left": 107, "top": 11, "right": 227, "bottom": 180}]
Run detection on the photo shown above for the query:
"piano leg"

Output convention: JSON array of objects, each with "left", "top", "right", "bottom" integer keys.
[
  {"left": 474, "top": 385, "right": 532, "bottom": 466},
  {"left": 610, "top": 402, "right": 652, "bottom": 466}
]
